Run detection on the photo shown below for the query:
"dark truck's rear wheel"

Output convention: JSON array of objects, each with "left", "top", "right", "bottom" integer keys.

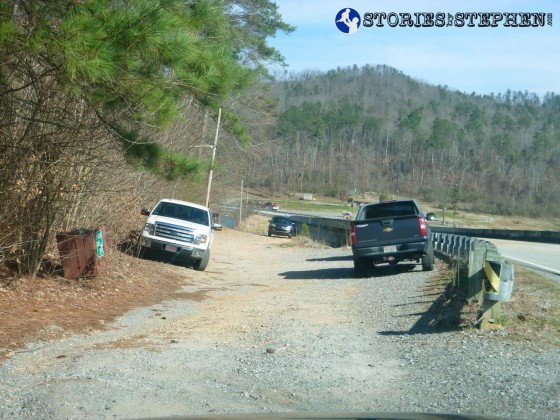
[
  {"left": 422, "top": 241, "right": 434, "bottom": 271},
  {"left": 353, "top": 257, "right": 370, "bottom": 276}
]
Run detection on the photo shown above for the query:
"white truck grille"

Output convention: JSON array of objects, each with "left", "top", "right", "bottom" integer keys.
[{"left": 155, "top": 222, "right": 194, "bottom": 243}]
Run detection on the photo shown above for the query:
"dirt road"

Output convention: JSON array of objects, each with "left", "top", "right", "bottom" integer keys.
[{"left": 1, "top": 228, "right": 558, "bottom": 418}]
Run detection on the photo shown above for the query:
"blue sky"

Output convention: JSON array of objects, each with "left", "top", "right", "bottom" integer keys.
[{"left": 268, "top": 0, "right": 560, "bottom": 97}]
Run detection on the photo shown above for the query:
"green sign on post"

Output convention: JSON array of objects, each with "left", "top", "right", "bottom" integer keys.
[{"left": 95, "top": 230, "right": 104, "bottom": 257}]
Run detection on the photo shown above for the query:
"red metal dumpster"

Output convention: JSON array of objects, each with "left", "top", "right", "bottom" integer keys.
[{"left": 56, "top": 226, "right": 108, "bottom": 279}]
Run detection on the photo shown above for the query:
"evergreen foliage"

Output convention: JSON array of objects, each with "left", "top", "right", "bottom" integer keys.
[{"left": 116, "top": 127, "right": 205, "bottom": 181}]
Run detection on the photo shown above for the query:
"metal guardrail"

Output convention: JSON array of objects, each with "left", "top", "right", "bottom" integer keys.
[
  {"left": 430, "top": 231, "right": 514, "bottom": 328},
  {"left": 431, "top": 231, "right": 496, "bottom": 262},
  {"left": 431, "top": 226, "right": 560, "bottom": 244},
  {"left": 290, "top": 215, "right": 350, "bottom": 247}
]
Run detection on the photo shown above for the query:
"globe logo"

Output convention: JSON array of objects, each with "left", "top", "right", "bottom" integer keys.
[{"left": 335, "top": 8, "right": 361, "bottom": 34}]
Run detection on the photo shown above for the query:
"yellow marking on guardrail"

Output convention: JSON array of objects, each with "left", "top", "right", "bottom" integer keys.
[{"left": 483, "top": 260, "right": 501, "bottom": 293}]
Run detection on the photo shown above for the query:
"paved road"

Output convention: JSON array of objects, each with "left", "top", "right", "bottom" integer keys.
[{"left": 483, "top": 238, "right": 560, "bottom": 277}]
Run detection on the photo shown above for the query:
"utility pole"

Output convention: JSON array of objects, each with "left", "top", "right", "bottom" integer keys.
[
  {"left": 205, "top": 108, "right": 221, "bottom": 208},
  {"left": 239, "top": 179, "right": 243, "bottom": 222}
]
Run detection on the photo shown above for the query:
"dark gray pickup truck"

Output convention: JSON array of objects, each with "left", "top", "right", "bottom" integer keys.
[{"left": 350, "top": 199, "right": 434, "bottom": 275}]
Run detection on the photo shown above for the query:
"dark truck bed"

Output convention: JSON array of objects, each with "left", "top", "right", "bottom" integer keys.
[{"left": 350, "top": 199, "right": 434, "bottom": 275}]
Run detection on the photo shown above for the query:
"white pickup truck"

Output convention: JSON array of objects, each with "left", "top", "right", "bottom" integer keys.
[{"left": 139, "top": 199, "right": 221, "bottom": 271}]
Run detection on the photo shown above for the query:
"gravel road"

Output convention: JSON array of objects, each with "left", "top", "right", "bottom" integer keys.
[{"left": 1, "top": 229, "right": 558, "bottom": 419}]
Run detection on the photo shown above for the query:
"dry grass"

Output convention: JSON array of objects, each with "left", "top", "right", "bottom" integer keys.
[
  {"left": 500, "top": 267, "right": 560, "bottom": 346},
  {"left": 418, "top": 261, "right": 560, "bottom": 344},
  {"left": 279, "top": 235, "right": 330, "bottom": 249},
  {"left": 237, "top": 214, "right": 329, "bottom": 249},
  {"left": 237, "top": 214, "right": 270, "bottom": 236}
]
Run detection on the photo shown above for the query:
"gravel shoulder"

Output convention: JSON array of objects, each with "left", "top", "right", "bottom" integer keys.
[{"left": 1, "top": 228, "right": 559, "bottom": 419}]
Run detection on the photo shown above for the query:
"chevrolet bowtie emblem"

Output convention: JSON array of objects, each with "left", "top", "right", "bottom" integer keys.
[{"left": 383, "top": 227, "right": 393, "bottom": 232}]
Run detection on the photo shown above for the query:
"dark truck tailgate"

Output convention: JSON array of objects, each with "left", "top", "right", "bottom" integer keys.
[{"left": 352, "top": 215, "right": 423, "bottom": 248}]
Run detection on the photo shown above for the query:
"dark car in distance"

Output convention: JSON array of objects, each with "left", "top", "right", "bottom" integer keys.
[{"left": 268, "top": 215, "right": 295, "bottom": 238}]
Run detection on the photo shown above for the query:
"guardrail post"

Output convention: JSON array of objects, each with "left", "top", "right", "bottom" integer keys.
[
  {"left": 453, "top": 236, "right": 468, "bottom": 287},
  {"left": 480, "top": 297, "right": 500, "bottom": 329},
  {"left": 479, "top": 251, "right": 514, "bottom": 329},
  {"left": 434, "top": 233, "right": 441, "bottom": 252},
  {"left": 453, "top": 236, "right": 460, "bottom": 259},
  {"left": 459, "top": 237, "right": 467, "bottom": 262},
  {"left": 467, "top": 241, "right": 486, "bottom": 303},
  {"left": 450, "top": 236, "right": 456, "bottom": 258}
]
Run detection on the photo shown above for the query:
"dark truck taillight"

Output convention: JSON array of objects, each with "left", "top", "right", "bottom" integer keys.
[
  {"left": 418, "top": 217, "right": 428, "bottom": 237},
  {"left": 350, "top": 224, "right": 357, "bottom": 245}
]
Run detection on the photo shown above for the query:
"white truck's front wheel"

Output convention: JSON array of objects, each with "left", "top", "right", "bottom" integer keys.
[{"left": 192, "top": 249, "right": 210, "bottom": 271}]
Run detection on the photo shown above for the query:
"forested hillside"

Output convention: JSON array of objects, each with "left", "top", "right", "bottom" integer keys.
[{"left": 240, "top": 65, "right": 560, "bottom": 217}]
